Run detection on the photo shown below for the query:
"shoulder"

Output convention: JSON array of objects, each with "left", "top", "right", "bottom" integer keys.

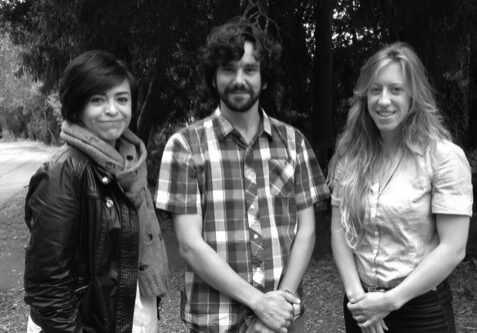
[
  {"left": 47, "top": 144, "right": 91, "bottom": 179},
  {"left": 166, "top": 116, "right": 212, "bottom": 147},
  {"left": 432, "top": 140, "right": 469, "bottom": 166},
  {"left": 434, "top": 139, "right": 465, "bottom": 155},
  {"left": 268, "top": 116, "right": 308, "bottom": 143},
  {"left": 428, "top": 139, "right": 471, "bottom": 180}
]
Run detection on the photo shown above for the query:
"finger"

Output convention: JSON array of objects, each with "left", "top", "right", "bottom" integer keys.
[
  {"left": 353, "top": 314, "right": 367, "bottom": 322},
  {"left": 381, "top": 319, "right": 389, "bottom": 331},
  {"left": 280, "top": 290, "right": 301, "bottom": 305},
  {"left": 347, "top": 301, "right": 362, "bottom": 311},
  {"left": 349, "top": 293, "right": 367, "bottom": 304},
  {"left": 376, "top": 324, "right": 384, "bottom": 333},
  {"left": 357, "top": 320, "right": 366, "bottom": 328}
]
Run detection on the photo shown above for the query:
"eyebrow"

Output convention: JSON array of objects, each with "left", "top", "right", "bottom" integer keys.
[{"left": 115, "top": 91, "right": 131, "bottom": 95}]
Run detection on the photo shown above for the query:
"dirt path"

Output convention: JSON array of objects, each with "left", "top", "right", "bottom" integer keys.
[
  {"left": 0, "top": 141, "right": 56, "bottom": 209},
  {"left": 0, "top": 141, "right": 57, "bottom": 290}
]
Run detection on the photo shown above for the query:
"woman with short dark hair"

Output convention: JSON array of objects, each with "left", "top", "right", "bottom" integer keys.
[{"left": 24, "top": 50, "right": 168, "bottom": 332}]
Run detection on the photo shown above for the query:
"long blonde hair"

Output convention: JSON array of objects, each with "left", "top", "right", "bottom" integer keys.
[{"left": 327, "top": 42, "right": 451, "bottom": 248}]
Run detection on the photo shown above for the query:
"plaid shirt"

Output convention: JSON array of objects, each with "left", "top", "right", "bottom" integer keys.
[{"left": 156, "top": 108, "right": 329, "bottom": 332}]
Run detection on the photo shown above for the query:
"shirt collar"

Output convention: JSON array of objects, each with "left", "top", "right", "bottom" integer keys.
[{"left": 212, "top": 107, "right": 273, "bottom": 141}]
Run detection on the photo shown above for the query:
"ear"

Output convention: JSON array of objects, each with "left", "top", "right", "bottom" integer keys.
[
  {"left": 211, "top": 79, "right": 217, "bottom": 89},
  {"left": 262, "top": 81, "right": 268, "bottom": 90}
]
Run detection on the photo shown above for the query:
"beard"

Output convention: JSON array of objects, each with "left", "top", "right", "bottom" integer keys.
[{"left": 218, "top": 83, "right": 261, "bottom": 113}]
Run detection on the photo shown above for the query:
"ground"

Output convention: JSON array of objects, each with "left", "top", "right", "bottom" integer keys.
[{"left": 1, "top": 190, "right": 476, "bottom": 332}]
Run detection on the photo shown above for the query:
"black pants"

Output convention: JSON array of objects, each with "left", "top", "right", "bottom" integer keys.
[{"left": 343, "top": 280, "right": 456, "bottom": 333}]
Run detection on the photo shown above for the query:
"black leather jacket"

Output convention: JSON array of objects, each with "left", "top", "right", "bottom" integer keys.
[{"left": 25, "top": 145, "right": 139, "bottom": 332}]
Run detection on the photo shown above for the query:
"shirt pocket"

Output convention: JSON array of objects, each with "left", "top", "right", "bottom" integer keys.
[{"left": 269, "top": 159, "right": 294, "bottom": 198}]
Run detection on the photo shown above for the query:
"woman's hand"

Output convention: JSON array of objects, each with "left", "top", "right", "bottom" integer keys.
[
  {"left": 348, "top": 292, "right": 394, "bottom": 329},
  {"left": 361, "top": 319, "right": 388, "bottom": 333}
]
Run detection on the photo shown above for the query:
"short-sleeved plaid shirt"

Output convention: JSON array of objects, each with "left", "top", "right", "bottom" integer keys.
[{"left": 156, "top": 108, "right": 329, "bottom": 332}]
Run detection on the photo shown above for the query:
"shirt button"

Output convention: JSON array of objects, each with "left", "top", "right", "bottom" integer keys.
[
  {"left": 374, "top": 231, "right": 378, "bottom": 236},
  {"left": 250, "top": 204, "right": 255, "bottom": 210},
  {"left": 105, "top": 197, "right": 114, "bottom": 208},
  {"left": 253, "top": 234, "right": 259, "bottom": 239},
  {"left": 102, "top": 177, "right": 109, "bottom": 184}
]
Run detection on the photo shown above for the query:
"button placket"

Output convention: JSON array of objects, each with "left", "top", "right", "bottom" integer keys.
[
  {"left": 244, "top": 147, "right": 264, "bottom": 287},
  {"left": 369, "top": 183, "right": 380, "bottom": 280}
]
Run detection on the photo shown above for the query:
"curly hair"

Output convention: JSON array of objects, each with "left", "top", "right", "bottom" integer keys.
[
  {"left": 59, "top": 50, "right": 137, "bottom": 124},
  {"left": 200, "top": 17, "right": 282, "bottom": 101},
  {"left": 327, "top": 42, "right": 451, "bottom": 248}
]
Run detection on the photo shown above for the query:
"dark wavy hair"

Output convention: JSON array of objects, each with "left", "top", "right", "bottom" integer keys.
[
  {"left": 59, "top": 50, "right": 137, "bottom": 124},
  {"left": 200, "top": 17, "right": 282, "bottom": 101}
]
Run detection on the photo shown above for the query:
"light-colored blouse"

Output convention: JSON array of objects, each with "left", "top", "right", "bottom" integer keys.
[{"left": 331, "top": 140, "right": 473, "bottom": 288}]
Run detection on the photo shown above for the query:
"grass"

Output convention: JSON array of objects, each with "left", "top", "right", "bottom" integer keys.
[{"left": 1, "top": 190, "right": 476, "bottom": 332}]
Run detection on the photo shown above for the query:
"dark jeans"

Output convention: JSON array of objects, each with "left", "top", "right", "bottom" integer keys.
[{"left": 343, "top": 280, "right": 456, "bottom": 333}]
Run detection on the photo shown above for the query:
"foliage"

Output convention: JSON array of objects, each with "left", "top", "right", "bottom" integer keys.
[
  {"left": 330, "top": 0, "right": 474, "bottom": 146},
  {"left": 146, "top": 121, "right": 185, "bottom": 186},
  {"left": 0, "top": 27, "right": 60, "bottom": 143},
  {"left": 1, "top": 0, "right": 476, "bottom": 160}
]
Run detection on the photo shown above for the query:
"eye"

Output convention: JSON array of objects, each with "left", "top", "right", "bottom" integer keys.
[
  {"left": 220, "top": 65, "right": 235, "bottom": 73},
  {"left": 369, "top": 87, "right": 381, "bottom": 94},
  {"left": 244, "top": 65, "right": 259, "bottom": 75},
  {"left": 89, "top": 96, "right": 105, "bottom": 104},
  {"left": 117, "top": 96, "right": 130, "bottom": 104},
  {"left": 390, "top": 86, "right": 403, "bottom": 94}
]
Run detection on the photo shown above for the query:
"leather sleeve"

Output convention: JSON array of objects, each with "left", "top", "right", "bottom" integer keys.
[{"left": 24, "top": 156, "right": 86, "bottom": 332}]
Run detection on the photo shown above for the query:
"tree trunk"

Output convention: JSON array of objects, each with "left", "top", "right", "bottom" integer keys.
[
  {"left": 311, "top": 0, "right": 333, "bottom": 166},
  {"left": 136, "top": 34, "right": 173, "bottom": 146},
  {"left": 469, "top": 4, "right": 477, "bottom": 149}
]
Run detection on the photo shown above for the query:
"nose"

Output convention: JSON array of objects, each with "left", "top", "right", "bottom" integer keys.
[
  {"left": 378, "top": 89, "right": 391, "bottom": 106},
  {"left": 233, "top": 69, "right": 246, "bottom": 85},
  {"left": 104, "top": 99, "right": 118, "bottom": 115}
]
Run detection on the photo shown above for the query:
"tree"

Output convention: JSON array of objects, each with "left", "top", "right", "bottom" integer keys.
[
  {"left": 469, "top": 1, "right": 477, "bottom": 149},
  {"left": 311, "top": 0, "right": 333, "bottom": 165}
]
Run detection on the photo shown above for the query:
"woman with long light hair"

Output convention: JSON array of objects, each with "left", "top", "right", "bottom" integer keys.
[{"left": 328, "top": 42, "right": 472, "bottom": 332}]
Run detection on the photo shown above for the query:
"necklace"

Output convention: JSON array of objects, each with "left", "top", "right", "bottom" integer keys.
[{"left": 376, "top": 148, "right": 403, "bottom": 191}]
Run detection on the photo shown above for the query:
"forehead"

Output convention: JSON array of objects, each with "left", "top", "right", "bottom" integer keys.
[
  {"left": 374, "top": 62, "right": 405, "bottom": 83},
  {"left": 108, "top": 79, "right": 130, "bottom": 93}
]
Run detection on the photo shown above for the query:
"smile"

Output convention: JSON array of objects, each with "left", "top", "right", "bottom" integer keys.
[{"left": 376, "top": 110, "right": 395, "bottom": 117}]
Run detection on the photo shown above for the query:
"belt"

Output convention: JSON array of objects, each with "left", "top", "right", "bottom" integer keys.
[
  {"left": 362, "top": 279, "right": 448, "bottom": 293},
  {"left": 361, "top": 281, "right": 393, "bottom": 293},
  {"left": 364, "top": 285, "right": 389, "bottom": 292}
]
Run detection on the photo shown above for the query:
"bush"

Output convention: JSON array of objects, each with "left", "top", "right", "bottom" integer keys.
[
  {"left": 26, "top": 94, "right": 62, "bottom": 145},
  {"left": 146, "top": 120, "right": 185, "bottom": 186}
]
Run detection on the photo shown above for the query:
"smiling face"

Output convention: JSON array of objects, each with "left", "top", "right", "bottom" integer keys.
[
  {"left": 213, "top": 41, "right": 266, "bottom": 114},
  {"left": 367, "top": 62, "right": 412, "bottom": 141},
  {"left": 80, "top": 80, "right": 131, "bottom": 146}
]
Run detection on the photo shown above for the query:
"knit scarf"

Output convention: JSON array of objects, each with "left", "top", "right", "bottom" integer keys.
[{"left": 61, "top": 121, "right": 168, "bottom": 297}]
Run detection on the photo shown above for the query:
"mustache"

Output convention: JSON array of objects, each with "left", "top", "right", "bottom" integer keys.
[{"left": 225, "top": 84, "right": 252, "bottom": 94}]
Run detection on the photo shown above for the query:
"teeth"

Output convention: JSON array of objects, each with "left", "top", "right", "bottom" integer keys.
[{"left": 377, "top": 111, "right": 394, "bottom": 117}]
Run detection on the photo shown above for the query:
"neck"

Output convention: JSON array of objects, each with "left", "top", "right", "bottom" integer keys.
[
  {"left": 220, "top": 102, "right": 261, "bottom": 144},
  {"left": 380, "top": 131, "right": 400, "bottom": 156}
]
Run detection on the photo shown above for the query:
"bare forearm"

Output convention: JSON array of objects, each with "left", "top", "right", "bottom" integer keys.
[
  {"left": 385, "top": 243, "right": 464, "bottom": 309},
  {"left": 385, "top": 215, "right": 469, "bottom": 310},
  {"left": 332, "top": 232, "right": 365, "bottom": 298},
  {"left": 278, "top": 206, "right": 316, "bottom": 292},
  {"left": 331, "top": 207, "right": 365, "bottom": 299},
  {"left": 278, "top": 227, "right": 315, "bottom": 292}
]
